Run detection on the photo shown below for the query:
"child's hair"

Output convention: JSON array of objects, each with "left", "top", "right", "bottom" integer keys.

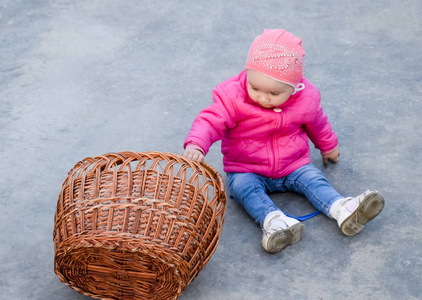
[{"left": 245, "top": 29, "right": 305, "bottom": 92}]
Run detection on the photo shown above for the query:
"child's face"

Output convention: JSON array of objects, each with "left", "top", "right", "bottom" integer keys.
[{"left": 246, "top": 70, "right": 294, "bottom": 108}]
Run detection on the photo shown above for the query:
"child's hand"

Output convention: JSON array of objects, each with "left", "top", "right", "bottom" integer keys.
[
  {"left": 322, "top": 146, "right": 340, "bottom": 164},
  {"left": 183, "top": 148, "right": 205, "bottom": 163}
]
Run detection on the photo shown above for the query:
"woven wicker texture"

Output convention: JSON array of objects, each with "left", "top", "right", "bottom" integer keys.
[{"left": 53, "top": 151, "right": 226, "bottom": 300}]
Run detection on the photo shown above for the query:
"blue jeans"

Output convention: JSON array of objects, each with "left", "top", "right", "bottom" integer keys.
[{"left": 228, "top": 163, "right": 344, "bottom": 227}]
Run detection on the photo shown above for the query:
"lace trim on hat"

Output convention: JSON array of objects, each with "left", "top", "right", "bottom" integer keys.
[
  {"left": 260, "top": 72, "right": 305, "bottom": 94},
  {"left": 293, "top": 83, "right": 305, "bottom": 94}
]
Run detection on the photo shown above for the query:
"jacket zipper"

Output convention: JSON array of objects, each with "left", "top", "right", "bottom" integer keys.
[{"left": 270, "top": 108, "right": 283, "bottom": 177}]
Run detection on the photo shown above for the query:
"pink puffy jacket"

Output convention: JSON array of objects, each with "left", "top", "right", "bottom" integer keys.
[{"left": 184, "top": 70, "right": 338, "bottom": 178}]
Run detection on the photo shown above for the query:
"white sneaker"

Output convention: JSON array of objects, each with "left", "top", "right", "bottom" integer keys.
[
  {"left": 331, "top": 190, "right": 385, "bottom": 236},
  {"left": 261, "top": 211, "right": 305, "bottom": 253}
]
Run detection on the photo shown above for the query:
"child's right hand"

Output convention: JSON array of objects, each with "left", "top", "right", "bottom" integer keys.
[{"left": 183, "top": 149, "right": 205, "bottom": 163}]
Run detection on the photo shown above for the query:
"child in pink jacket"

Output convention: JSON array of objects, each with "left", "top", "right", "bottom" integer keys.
[{"left": 183, "top": 29, "right": 385, "bottom": 253}]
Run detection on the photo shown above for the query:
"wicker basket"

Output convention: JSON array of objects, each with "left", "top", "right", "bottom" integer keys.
[{"left": 53, "top": 151, "right": 226, "bottom": 300}]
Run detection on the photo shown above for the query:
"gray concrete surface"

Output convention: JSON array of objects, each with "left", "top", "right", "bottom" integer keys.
[{"left": 1, "top": 1, "right": 421, "bottom": 299}]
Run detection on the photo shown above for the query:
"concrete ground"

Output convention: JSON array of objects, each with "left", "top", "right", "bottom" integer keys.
[{"left": 1, "top": 1, "right": 421, "bottom": 299}]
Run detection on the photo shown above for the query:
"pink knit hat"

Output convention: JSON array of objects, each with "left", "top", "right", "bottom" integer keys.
[{"left": 246, "top": 29, "right": 305, "bottom": 92}]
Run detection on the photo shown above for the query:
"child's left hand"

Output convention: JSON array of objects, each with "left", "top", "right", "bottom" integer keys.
[{"left": 322, "top": 146, "right": 340, "bottom": 164}]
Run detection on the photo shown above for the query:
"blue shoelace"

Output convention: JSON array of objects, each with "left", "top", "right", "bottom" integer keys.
[{"left": 285, "top": 210, "right": 320, "bottom": 221}]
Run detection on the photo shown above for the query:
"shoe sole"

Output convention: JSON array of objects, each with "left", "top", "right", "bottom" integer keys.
[
  {"left": 341, "top": 191, "right": 385, "bottom": 236},
  {"left": 265, "top": 223, "right": 305, "bottom": 254}
]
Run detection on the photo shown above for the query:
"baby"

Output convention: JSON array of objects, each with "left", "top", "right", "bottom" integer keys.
[{"left": 183, "top": 29, "right": 385, "bottom": 253}]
